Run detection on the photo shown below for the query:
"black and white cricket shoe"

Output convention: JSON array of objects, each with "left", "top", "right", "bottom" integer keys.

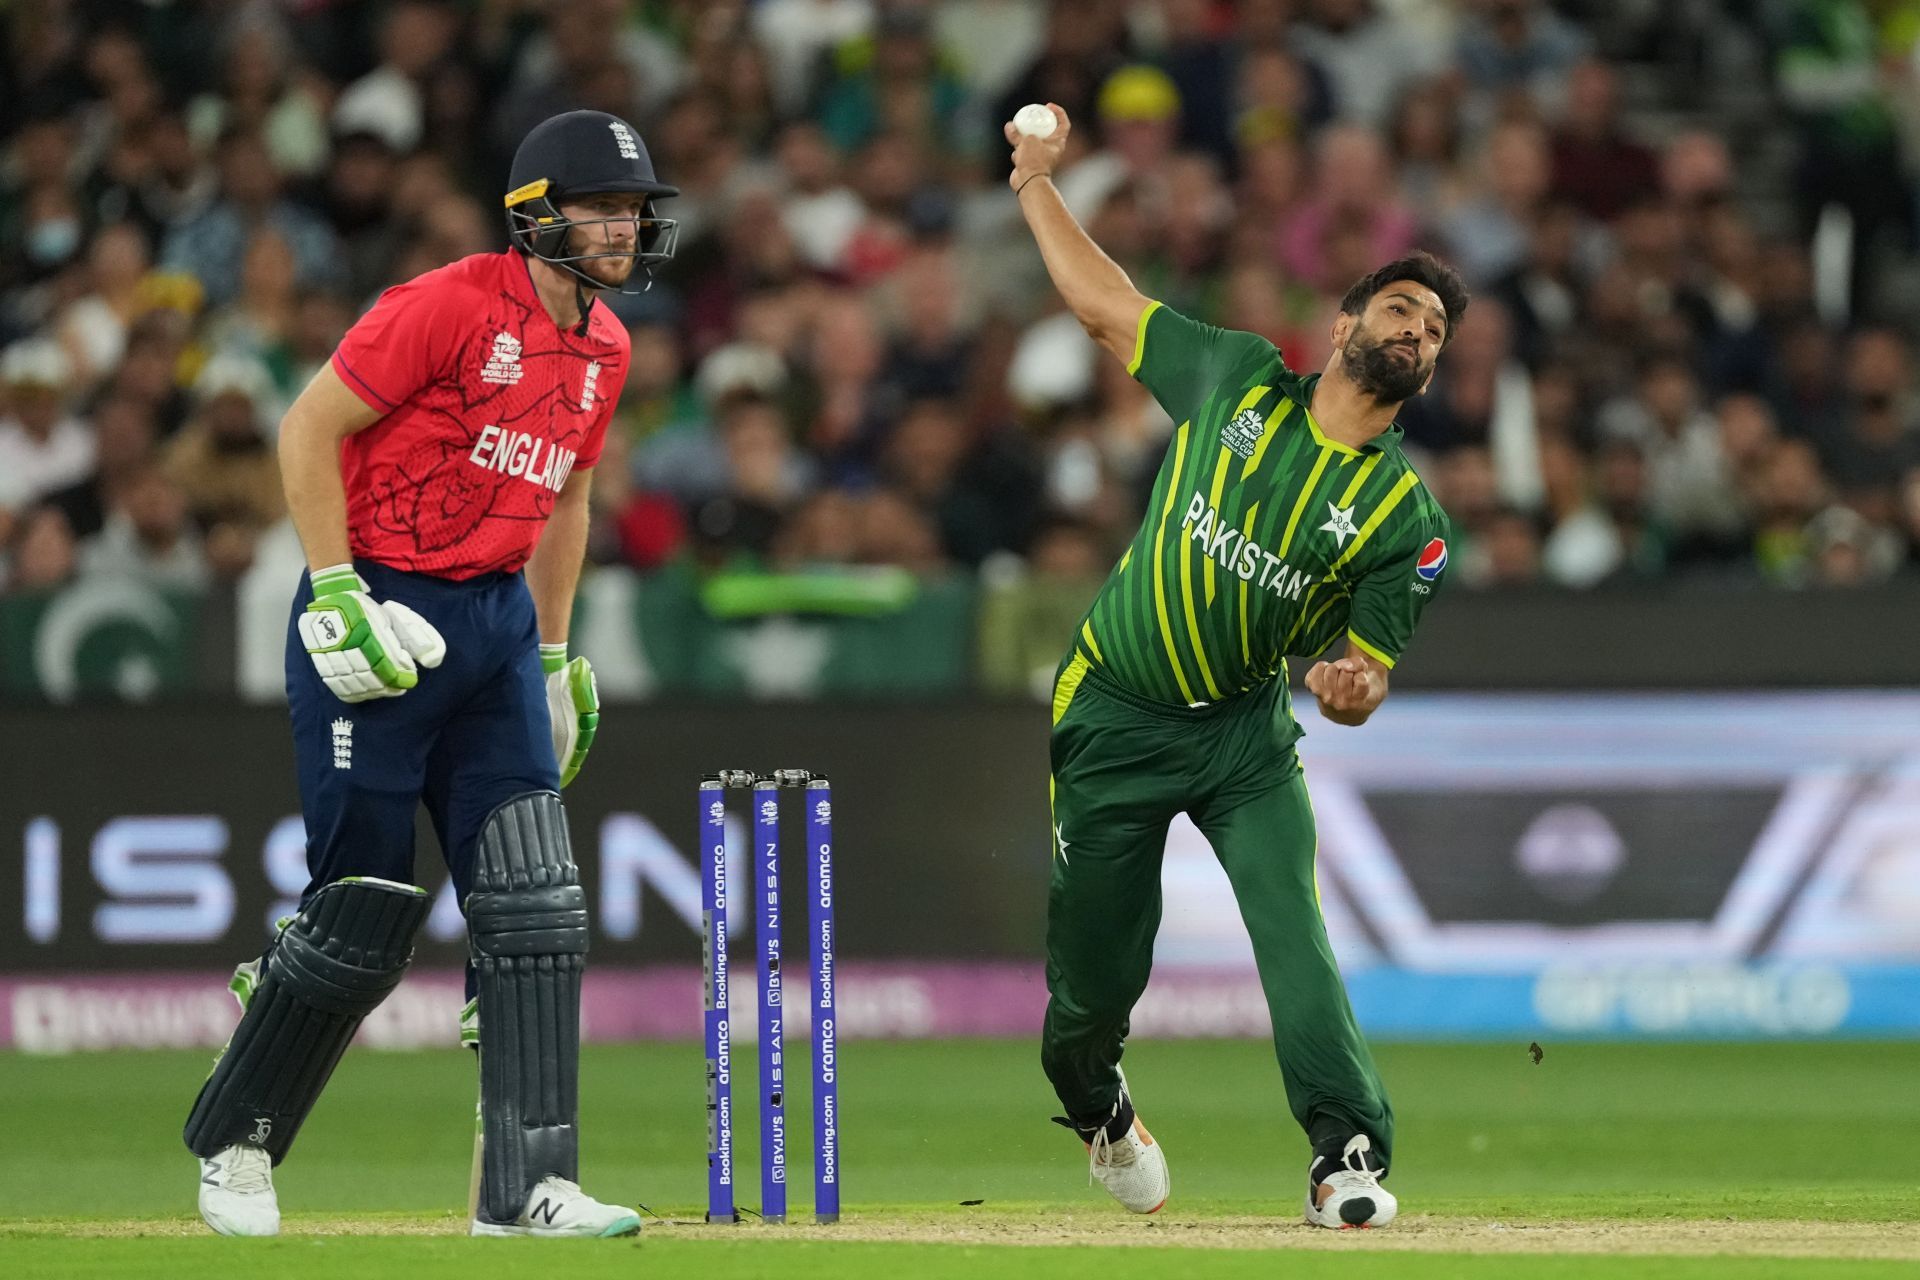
[
  {"left": 1305, "top": 1133, "right": 1396, "bottom": 1229},
  {"left": 471, "top": 1176, "right": 642, "bottom": 1238}
]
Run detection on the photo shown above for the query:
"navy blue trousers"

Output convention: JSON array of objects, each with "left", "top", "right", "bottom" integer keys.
[{"left": 286, "top": 561, "right": 558, "bottom": 958}]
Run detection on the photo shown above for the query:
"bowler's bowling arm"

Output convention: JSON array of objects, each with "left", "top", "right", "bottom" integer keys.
[{"left": 1015, "top": 177, "right": 1152, "bottom": 369}]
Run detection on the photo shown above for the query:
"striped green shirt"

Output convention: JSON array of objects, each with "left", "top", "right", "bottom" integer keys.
[{"left": 1068, "top": 301, "right": 1451, "bottom": 718}]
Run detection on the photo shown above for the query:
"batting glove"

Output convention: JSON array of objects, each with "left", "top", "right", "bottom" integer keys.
[
  {"left": 542, "top": 642, "right": 599, "bottom": 787},
  {"left": 298, "top": 564, "right": 447, "bottom": 704}
]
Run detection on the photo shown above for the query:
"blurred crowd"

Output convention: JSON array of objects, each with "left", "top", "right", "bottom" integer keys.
[{"left": 4, "top": 0, "right": 1920, "bottom": 615}]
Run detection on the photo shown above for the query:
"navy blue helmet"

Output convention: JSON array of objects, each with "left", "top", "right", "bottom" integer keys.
[{"left": 504, "top": 110, "right": 679, "bottom": 290}]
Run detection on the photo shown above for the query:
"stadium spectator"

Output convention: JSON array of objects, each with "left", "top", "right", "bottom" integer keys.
[
  {"left": 101, "top": 311, "right": 195, "bottom": 439},
  {"left": 776, "top": 122, "right": 867, "bottom": 273},
  {"left": 42, "top": 396, "right": 157, "bottom": 541},
  {"left": 0, "top": 340, "right": 92, "bottom": 513},
  {"left": 200, "top": 232, "right": 300, "bottom": 383},
  {"left": 1478, "top": 505, "right": 1546, "bottom": 586},
  {"left": 3, "top": 505, "right": 81, "bottom": 594},
  {"left": 687, "top": 391, "right": 816, "bottom": 565},
  {"left": 772, "top": 487, "right": 864, "bottom": 569},
  {"left": 1805, "top": 503, "right": 1903, "bottom": 586},
  {"left": 161, "top": 355, "right": 284, "bottom": 577},
  {"left": 321, "top": 131, "right": 405, "bottom": 303},
  {"left": 86, "top": 111, "right": 219, "bottom": 248},
  {"left": 1232, "top": 34, "right": 1334, "bottom": 159},
  {"left": 879, "top": 395, "right": 1039, "bottom": 566},
  {"left": 876, "top": 246, "right": 982, "bottom": 405},
  {"left": 332, "top": 0, "right": 459, "bottom": 155},
  {"left": 976, "top": 514, "right": 1108, "bottom": 697},
  {"left": 1597, "top": 354, "right": 1746, "bottom": 558},
  {"left": 1825, "top": 328, "right": 1920, "bottom": 522},
  {"left": 935, "top": 0, "right": 1048, "bottom": 106},
  {"left": 1538, "top": 432, "right": 1619, "bottom": 587},
  {"left": 798, "top": 292, "right": 892, "bottom": 470},
  {"left": 1385, "top": 77, "right": 1466, "bottom": 213},
  {"left": 1589, "top": 437, "right": 1671, "bottom": 581},
  {"left": 1776, "top": 0, "right": 1911, "bottom": 311},
  {"left": 1715, "top": 393, "right": 1784, "bottom": 530},
  {"left": 586, "top": 431, "right": 687, "bottom": 573},
  {"left": 160, "top": 130, "right": 343, "bottom": 307},
  {"left": 76, "top": 462, "right": 208, "bottom": 590},
  {"left": 1752, "top": 439, "right": 1831, "bottom": 584},
  {"left": 618, "top": 321, "right": 706, "bottom": 456},
  {"left": 1150, "top": 0, "right": 1240, "bottom": 162},
  {"left": 990, "top": 1, "right": 1127, "bottom": 175},
  {"left": 813, "top": 8, "right": 969, "bottom": 156},
  {"left": 53, "top": 222, "right": 153, "bottom": 385},
  {"left": 1438, "top": 118, "right": 1553, "bottom": 286},
  {"left": 1292, "top": 0, "right": 1447, "bottom": 126},
  {"left": 1454, "top": 0, "right": 1590, "bottom": 117},
  {"left": 186, "top": 23, "right": 330, "bottom": 179},
  {"left": 754, "top": 0, "right": 875, "bottom": 118},
  {"left": 684, "top": 13, "right": 782, "bottom": 152},
  {"left": 1093, "top": 64, "right": 1183, "bottom": 185},
  {"left": 1486, "top": 201, "right": 1582, "bottom": 371},
  {"left": 853, "top": 486, "right": 947, "bottom": 575},
  {"left": 1548, "top": 60, "right": 1659, "bottom": 222},
  {"left": 1276, "top": 124, "right": 1417, "bottom": 292}
]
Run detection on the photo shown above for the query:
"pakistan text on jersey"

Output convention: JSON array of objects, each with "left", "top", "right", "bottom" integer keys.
[
  {"left": 1181, "top": 492, "right": 1311, "bottom": 601},
  {"left": 468, "top": 425, "right": 578, "bottom": 493}
]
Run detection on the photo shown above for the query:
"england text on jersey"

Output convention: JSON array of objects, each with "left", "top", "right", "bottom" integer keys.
[{"left": 468, "top": 426, "right": 578, "bottom": 493}]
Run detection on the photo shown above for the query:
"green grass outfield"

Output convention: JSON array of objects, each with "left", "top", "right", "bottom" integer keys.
[{"left": 3, "top": 1039, "right": 1917, "bottom": 1277}]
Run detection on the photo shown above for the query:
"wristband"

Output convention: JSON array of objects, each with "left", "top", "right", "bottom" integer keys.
[{"left": 310, "top": 563, "right": 362, "bottom": 596}]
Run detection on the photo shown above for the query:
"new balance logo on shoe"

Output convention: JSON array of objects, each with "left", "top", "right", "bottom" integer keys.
[{"left": 531, "top": 1197, "right": 562, "bottom": 1226}]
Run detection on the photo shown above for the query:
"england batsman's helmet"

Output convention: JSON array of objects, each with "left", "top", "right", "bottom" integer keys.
[{"left": 504, "top": 110, "right": 679, "bottom": 289}]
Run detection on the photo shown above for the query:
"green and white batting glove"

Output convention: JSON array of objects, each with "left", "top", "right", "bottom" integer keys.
[
  {"left": 542, "top": 642, "right": 599, "bottom": 787},
  {"left": 298, "top": 564, "right": 448, "bottom": 704}
]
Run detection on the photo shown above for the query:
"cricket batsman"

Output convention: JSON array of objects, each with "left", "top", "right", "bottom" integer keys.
[
  {"left": 183, "top": 110, "right": 678, "bottom": 1238},
  {"left": 1007, "top": 105, "right": 1465, "bottom": 1229}
]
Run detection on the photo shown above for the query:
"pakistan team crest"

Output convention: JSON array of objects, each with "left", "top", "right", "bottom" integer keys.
[{"left": 1222, "top": 407, "right": 1265, "bottom": 459}]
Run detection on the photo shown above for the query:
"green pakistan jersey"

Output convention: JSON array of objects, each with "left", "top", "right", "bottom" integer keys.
[{"left": 1066, "top": 300, "right": 1452, "bottom": 723}]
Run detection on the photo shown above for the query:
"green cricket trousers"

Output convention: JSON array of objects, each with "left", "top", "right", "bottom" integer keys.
[{"left": 1042, "top": 654, "right": 1393, "bottom": 1163}]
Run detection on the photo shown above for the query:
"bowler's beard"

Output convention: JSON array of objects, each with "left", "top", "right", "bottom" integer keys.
[{"left": 1342, "top": 330, "right": 1429, "bottom": 404}]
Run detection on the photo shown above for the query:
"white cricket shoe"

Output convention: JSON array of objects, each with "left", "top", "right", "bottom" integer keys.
[
  {"left": 1305, "top": 1133, "right": 1397, "bottom": 1229},
  {"left": 1087, "top": 1112, "right": 1171, "bottom": 1213},
  {"left": 470, "top": 1176, "right": 641, "bottom": 1238},
  {"left": 198, "top": 1143, "right": 280, "bottom": 1236}
]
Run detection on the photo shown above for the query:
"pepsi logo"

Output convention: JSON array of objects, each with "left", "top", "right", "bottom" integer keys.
[{"left": 1415, "top": 537, "right": 1448, "bottom": 581}]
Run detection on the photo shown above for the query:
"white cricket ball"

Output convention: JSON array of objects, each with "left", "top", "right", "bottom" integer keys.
[{"left": 1014, "top": 104, "right": 1058, "bottom": 139}]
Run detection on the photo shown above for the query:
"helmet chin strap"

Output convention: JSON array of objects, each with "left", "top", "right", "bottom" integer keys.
[{"left": 572, "top": 277, "right": 591, "bottom": 338}]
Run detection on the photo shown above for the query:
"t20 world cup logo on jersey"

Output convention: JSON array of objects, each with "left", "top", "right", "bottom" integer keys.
[
  {"left": 481, "top": 332, "right": 524, "bottom": 386},
  {"left": 1416, "top": 537, "right": 1448, "bottom": 581},
  {"left": 1221, "top": 407, "right": 1265, "bottom": 459}
]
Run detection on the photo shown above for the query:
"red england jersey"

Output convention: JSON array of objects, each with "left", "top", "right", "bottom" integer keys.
[{"left": 330, "top": 252, "right": 628, "bottom": 579}]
